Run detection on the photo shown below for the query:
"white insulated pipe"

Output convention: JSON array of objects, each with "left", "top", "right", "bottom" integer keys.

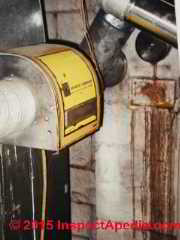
[
  {"left": 0, "top": 79, "right": 36, "bottom": 139},
  {"left": 175, "top": 0, "right": 180, "bottom": 54},
  {"left": 98, "top": 0, "right": 130, "bottom": 20},
  {"left": 98, "top": 0, "right": 177, "bottom": 47}
]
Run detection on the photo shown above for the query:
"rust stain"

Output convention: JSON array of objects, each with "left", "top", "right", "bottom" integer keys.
[
  {"left": 131, "top": 111, "right": 136, "bottom": 239},
  {"left": 149, "top": 110, "right": 168, "bottom": 222},
  {"left": 131, "top": 108, "right": 176, "bottom": 239},
  {"left": 140, "top": 63, "right": 170, "bottom": 109},
  {"left": 141, "top": 110, "right": 150, "bottom": 240},
  {"left": 131, "top": 60, "right": 176, "bottom": 239},
  {"left": 131, "top": 95, "right": 176, "bottom": 239},
  {"left": 141, "top": 82, "right": 167, "bottom": 104},
  {"left": 142, "top": 111, "right": 149, "bottom": 215},
  {"left": 145, "top": 109, "right": 175, "bottom": 239},
  {"left": 153, "top": 64, "right": 158, "bottom": 79}
]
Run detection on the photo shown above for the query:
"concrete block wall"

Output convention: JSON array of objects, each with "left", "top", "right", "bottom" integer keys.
[
  {"left": 44, "top": 1, "right": 98, "bottom": 240},
  {"left": 45, "top": 0, "right": 98, "bottom": 42},
  {"left": 95, "top": 29, "right": 180, "bottom": 240}
]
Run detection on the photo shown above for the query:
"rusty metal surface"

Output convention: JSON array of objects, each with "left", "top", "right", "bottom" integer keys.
[
  {"left": 0, "top": 0, "right": 46, "bottom": 50},
  {"left": 130, "top": 79, "right": 175, "bottom": 108}
]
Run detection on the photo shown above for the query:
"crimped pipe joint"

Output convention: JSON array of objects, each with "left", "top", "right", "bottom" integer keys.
[{"left": 0, "top": 79, "right": 36, "bottom": 139}]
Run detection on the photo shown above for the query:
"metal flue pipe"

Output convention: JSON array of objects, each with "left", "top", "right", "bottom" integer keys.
[
  {"left": 97, "top": 0, "right": 177, "bottom": 48},
  {"left": 81, "top": 9, "right": 134, "bottom": 87}
]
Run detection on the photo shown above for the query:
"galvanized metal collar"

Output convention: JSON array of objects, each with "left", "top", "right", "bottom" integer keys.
[{"left": 104, "top": 13, "right": 126, "bottom": 30}]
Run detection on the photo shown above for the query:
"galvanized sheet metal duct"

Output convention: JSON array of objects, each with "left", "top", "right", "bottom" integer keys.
[{"left": 81, "top": 9, "right": 134, "bottom": 87}]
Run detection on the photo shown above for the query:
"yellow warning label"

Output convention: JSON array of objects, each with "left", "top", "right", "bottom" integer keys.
[
  {"left": 38, "top": 50, "right": 97, "bottom": 110},
  {"left": 38, "top": 50, "right": 98, "bottom": 136}
]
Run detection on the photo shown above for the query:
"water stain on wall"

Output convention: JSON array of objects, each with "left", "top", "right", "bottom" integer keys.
[{"left": 131, "top": 72, "right": 177, "bottom": 240}]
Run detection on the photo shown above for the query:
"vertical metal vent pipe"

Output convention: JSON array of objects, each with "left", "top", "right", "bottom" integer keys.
[
  {"left": 81, "top": 9, "right": 134, "bottom": 87},
  {"left": 97, "top": 0, "right": 177, "bottom": 47}
]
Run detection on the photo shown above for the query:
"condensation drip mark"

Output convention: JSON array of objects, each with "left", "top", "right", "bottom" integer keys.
[{"left": 131, "top": 111, "right": 136, "bottom": 239}]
